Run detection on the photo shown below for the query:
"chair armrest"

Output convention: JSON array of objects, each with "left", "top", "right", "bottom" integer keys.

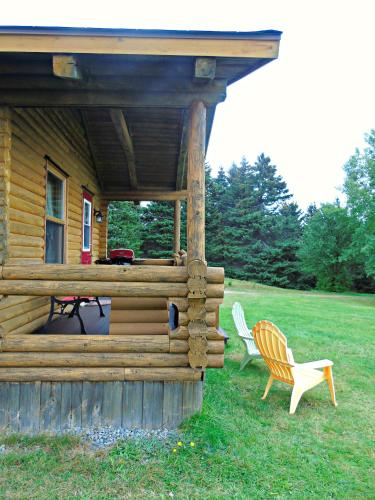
[
  {"left": 300, "top": 359, "right": 333, "bottom": 369},
  {"left": 239, "top": 333, "right": 253, "bottom": 340}
]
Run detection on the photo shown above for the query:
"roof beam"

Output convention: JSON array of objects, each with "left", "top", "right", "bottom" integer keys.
[
  {"left": 0, "top": 75, "right": 226, "bottom": 92},
  {"left": 0, "top": 34, "right": 280, "bottom": 59},
  {"left": 176, "top": 110, "right": 189, "bottom": 190},
  {"left": 102, "top": 190, "right": 187, "bottom": 201},
  {"left": 0, "top": 86, "right": 226, "bottom": 108},
  {"left": 110, "top": 109, "right": 138, "bottom": 190}
]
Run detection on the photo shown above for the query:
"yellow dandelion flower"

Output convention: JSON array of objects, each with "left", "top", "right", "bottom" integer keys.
[
  {"left": 172, "top": 448, "right": 177, "bottom": 453},
  {"left": 177, "top": 441, "right": 183, "bottom": 447},
  {"left": 190, "top": 442, "right": 195, "bottom": 447}
]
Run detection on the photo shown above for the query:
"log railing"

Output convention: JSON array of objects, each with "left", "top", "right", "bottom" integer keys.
[
  {"left": 0, "top": 263, "right": 225, "bottom": 380},
  {"left": 0, "top": 264, "right": 224, "bottom": 297}
]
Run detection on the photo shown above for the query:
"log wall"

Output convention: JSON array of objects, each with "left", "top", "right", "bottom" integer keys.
[{"left": 0, "top": 107, "right": 102, "bottom": 335}]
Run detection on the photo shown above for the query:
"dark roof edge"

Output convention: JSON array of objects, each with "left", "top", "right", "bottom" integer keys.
[{"left": 0, "top": 25, "right": 282, "bottom": 40}]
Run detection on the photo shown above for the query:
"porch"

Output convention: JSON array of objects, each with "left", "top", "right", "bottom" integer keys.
[{"left": 0, "top": 26, "right": 281, "bottom": 431}]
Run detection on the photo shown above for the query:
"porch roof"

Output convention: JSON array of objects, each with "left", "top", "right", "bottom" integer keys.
[{"left": 0, "top": 26, "right": 282, "bottom": 199}]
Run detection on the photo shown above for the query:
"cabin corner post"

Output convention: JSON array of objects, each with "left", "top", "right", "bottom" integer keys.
[
  {"left": 173, "top": 200, "right": 181, "bottom": 253},
  {"left": 186, "top": 101, "right": 208, "bottom": 370},
  {"left": 0, "top": 106, "right": 11, "bottom": 266}
]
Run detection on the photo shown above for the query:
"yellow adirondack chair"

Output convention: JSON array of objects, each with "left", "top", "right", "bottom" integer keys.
[{"left": 252, "top": 320, "right": 337, "bottom": 414}]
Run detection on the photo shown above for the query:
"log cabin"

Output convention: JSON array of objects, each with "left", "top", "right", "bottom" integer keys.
[{"left": 0, "top": 26, "right": 281, "bottom": 432}]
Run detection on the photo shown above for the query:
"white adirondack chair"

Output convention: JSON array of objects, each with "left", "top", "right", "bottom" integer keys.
[{"left": 232, "top": 302, "right": 261, "bottom": 370}]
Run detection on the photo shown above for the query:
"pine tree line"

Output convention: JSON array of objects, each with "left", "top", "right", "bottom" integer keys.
[{"left": 108, "top": 131, "right": 375, "bottom": 293}]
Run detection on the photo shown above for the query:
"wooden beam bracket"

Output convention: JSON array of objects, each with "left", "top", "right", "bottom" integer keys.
[
  {"left": 195, "top": 58, "right": 216, "bottom": 80},
  {"left": 53, "top": 55, "right": 82, "bottom": 80},
  {"left": 176, "top": 110, "right": 189, "bottom": 191}
]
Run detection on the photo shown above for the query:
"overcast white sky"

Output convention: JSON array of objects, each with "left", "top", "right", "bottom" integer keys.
[{"left": 2, "top": 0, "right": 375, "bottom": 209}]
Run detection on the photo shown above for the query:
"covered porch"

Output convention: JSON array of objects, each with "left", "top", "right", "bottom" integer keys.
[{"left": 0, "top": 26, "right": 281, "bottom": 431}]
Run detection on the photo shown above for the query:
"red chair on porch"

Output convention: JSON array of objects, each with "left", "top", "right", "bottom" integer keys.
[{"left": 44, "top": 296, "right": 105, "bottom": 334}]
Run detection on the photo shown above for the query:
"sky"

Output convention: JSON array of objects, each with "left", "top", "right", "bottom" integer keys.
[{"left": 2, "top": 0, "right": 375, "bottom": 210}]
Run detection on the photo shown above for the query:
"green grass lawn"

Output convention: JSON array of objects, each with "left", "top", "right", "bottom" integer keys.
[{"left": 1, "top": 281, "right": 374, "bottom": 498}]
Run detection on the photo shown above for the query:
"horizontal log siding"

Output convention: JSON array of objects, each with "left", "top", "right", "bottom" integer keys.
[
  {"left": 0, "top": 107, "right": 102, "bottom": 335},
  {"left": 1, "top": 264, "right": 224, "bottom": 283},
  {"left": 0, "top": 266, "right": 225, "bottom": 371}
]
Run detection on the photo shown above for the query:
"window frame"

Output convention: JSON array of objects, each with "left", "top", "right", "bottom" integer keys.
[
  {"left": 44, "top": 162, "right": 67, "bottom": 264},
  {"left": 82, "top": 196, "right": 92, "bottom": 252}
]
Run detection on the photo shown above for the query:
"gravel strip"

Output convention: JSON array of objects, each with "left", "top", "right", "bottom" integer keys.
[{"left": 67, "top": 426, "right": 178, "bottom": 448}]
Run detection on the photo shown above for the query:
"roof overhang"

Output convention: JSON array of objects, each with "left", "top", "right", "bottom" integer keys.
[
  {"left": 0, "top": 26, "right": 281, "bottom": 59},
  {"left": 0, "top": 26, "right": 282, "bottom": 198}
]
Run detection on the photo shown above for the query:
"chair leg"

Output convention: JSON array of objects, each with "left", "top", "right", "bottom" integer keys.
[
  {"left": 95, "top": 297, "right": 105, "bottom": 317},
  {"left": 262, "top": 375, "right": 274, "bottom": 400},
  {"left": 324, "top": 366, "right": 338, "bottom": 407},
  {"left": 73, "top": 304, "right": 87, "bottom": 335},
  {"left": 239, "top": 352, "right": 252, "bottom": 371},
  {"left": 289, "top": 385, "right": 304, "bottom": 414}
]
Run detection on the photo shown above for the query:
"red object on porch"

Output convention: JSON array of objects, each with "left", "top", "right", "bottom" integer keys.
[{"left": 109, "top": 249, "right": 135, "bottom": 260}]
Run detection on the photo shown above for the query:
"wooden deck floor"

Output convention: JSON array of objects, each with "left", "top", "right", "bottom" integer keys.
[{"left": 34, "top": 303, "right": 110, "bottom": 335}]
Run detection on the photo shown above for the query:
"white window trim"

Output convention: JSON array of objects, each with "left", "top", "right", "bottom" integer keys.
[{"left": 82, "top": 198, "right": 92, "bottom": 252}]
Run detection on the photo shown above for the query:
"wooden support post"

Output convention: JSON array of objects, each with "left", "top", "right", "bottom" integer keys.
[
  {"left": 173, "top": 200, "right": 181, "bottom": 254},
  {"left": 0, "top": 107, "right": 11, "bottom": 266},
  {"left": 187, "top": 101, "right": 206, "bottom": 263},
  {"left": 186, "top": 101, "right": 208, "bottom": 369},
  {"left": 98, "top": 200, "right": 109, "bottom": 258}
]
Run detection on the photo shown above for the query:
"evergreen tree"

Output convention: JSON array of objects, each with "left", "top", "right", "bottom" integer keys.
[
  {"left": 140, "top": 201, "right": 174, "bottom": 258},
  {"left": 205, "top": 164, "right": 228, "bottom": 267},
  {"left": 140, "top": 201, "right": 187, "bottom": 258},
  {"left": 271, "top": 202, "right": 306, "bottom": 288},
  {"left": 304, "top": 203, "right": 318, "bottom": 223},
  {"left": 248, "top": 153, "right": 292, "bottom": 211},
  {"left": 107, "top": 201, "right": 141, "bottom": 255},
  {"left": 213, "top": 155, "right": 301, "bottom": 288}
]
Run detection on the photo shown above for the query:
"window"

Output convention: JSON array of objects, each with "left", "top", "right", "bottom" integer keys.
[
  {"left": 83, "top": 198, "right": 92, "bottom": 251},
  {"left": 45, "top": 169, "right": 66, "bottom": 263},
  {"left": 81, "top": 191, "right": 93, "bottom": 264}
]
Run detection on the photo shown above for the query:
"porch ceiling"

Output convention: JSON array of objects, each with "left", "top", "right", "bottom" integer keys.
[
  {"left": 82, "top": 106, "right": 186, "bottom": 194},
  {"left": 0, "top": 27, "right": 282, "bottom": 199}
]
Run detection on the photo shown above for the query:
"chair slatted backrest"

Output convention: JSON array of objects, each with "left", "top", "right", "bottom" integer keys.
[
  {"left": 232, "top": 302, "right": 252, "bottom": 339},
  {"left": 252, "top": 320, "right": 294, "bottom": 384}
]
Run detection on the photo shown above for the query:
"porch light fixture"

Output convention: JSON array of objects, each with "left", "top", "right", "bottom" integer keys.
[{"left": 94, "top": 209, "right": 103, "bottom": 224}]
